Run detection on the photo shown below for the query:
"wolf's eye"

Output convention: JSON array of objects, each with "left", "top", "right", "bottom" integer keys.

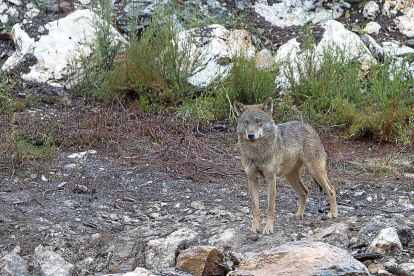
[
  {"left": 244, "top": 120, "right": 249, "bottom": 125},
  {"left": 255, "top": 119, "right": 262, "bottom": 124}
]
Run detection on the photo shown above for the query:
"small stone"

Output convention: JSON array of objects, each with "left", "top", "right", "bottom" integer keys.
[
  {"left": 73, "top": 184, "right": 91, "bottom": 194},
  {"left": 363, "top": 22, "right": 381, "bottom": 35},
  {"left": 363, "top": 1, "right": 380, "bottom": 20},
  {"left": 191, "top": 201, "right": 205, "bottom": 210},
  {"left": 41, "top": 175, "right": 48, "bottom": 182},
  {"left": 239, "top": 207, "right": 250, "bottom": 214},
  {"left": 57, "top": 182, "right": 68, "bottom": 188},
  {"left": 109, "top": 214, "right": 119, "bottom": 221},
  {"left": 64, "top": 163, "right": 76, "bottom": 169},
  {"left": 122, "top": 216, "right": 132, "bottom": 224},
  {"left": 368, "top": 263, "right": 383, "bottom": 274},
  {"left": 407, "top": 40, "right": 414, "bottom": 47}
]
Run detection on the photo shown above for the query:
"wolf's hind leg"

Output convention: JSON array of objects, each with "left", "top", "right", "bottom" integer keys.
[
  {"left": 305, "top": 161, "right": 338, "bottom": 218},
  {"left": 285, "top": 161, "right": 308, "bottom": 218}
]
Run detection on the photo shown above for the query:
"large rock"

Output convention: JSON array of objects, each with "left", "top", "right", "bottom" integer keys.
[
  {"left": 310, "top": 222, "right": 350, "bottom": 247},
  {"left": 275, "top": 20, "right": 375, "bottom": 88},
  {"left": 359, "top": 216, "right": 414, "bottom": 247},
  {"left": 253, "top": 0, "right": 347, "bottom": 27},
  {"left": 383, "top": 0, "right": 414, "bottom": 38},
  {"left": 101, "top": 267, "right": 156, "bottom": 276},
  {"left": 0, "top": 246, "right": 29, "bottom": 276},
  {"left": 367, "top": 227, "right": 403, "bottom": 254},
  {"left": 176, "top": 246, "right": 228, "bottom": 276},
  {"left": 32, "top": 245, "right": 74, "bottom": 276},
  {"left": 228, "top": 241, "right": 369, "bottom": 276},
  {"left": 177, "top": 24, "right": 255, "bottom": 87},
  {"left": 145, "top": 228, "right": 198, "bottom": 270},
  {"left": 2, "top": 9, "right": 126, "bottom": 88}
]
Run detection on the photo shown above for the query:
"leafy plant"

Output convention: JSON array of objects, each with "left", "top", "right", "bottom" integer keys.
[{"left": 104, "top": 2, "right": 205, "bottom": 109}]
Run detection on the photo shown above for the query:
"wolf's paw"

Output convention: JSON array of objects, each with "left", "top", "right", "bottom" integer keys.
[
  {"left": 262, "top": 224, "right": 274, "bottom": 235},
  {"left": 251, "top": 225, "right": 260, "bottom": 234},
  {"left": 327, "top": 211, "right": 338, "bottom": 218},
  {"left": 295, "top": 212, "right": 304, "bottom": 219}
]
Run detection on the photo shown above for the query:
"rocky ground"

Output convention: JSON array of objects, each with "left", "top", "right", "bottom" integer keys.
[
  {"left": 1, "top": 0, "right": 414, "bottom": 275},
  {"left": 1, "top": 103, "right": 414, "bottom": 275}
]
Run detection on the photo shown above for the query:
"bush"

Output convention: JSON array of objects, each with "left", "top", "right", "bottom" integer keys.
[
  {"left": 282, "top": 24, "right": 414, "bottom": 142},
  {"left": 104, "top": 2, "right": 204, "bottom": 110}
]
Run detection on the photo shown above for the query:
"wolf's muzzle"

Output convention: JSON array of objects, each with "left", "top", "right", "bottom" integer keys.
[{"left": 248, "top": 132, "right": 255, "bottom": 140}]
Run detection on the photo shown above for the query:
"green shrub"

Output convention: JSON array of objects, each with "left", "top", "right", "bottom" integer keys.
[
  {"left": 104, "top": 2, "right": 204, "bottom": 109},
  {"left": 68, "top": 0, "right": 122, "bottom": 100},
  {"left": 282, "top": 24, "right": 414, "bottom": 142}
]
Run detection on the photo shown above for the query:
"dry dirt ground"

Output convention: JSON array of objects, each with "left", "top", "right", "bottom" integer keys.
[
  {"left": 1, "top": 100, "right": 414, "bottom": 274},
  {"left": 1, "top": 1, "right": 414, "bottom": 275}
]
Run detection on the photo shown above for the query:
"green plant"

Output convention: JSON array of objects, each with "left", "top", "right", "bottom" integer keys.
[
  {"left": 220, "top": 52, "right": 278, "bottom": 105},
  {"left": 282, "top": 23, "right": 414, "bottom": 143},
  {"left": 104, "top": 1, "right": 205, "bottom": 109},
  {"left": 68, "top": 0, "right": 123, "bottom": 100}
]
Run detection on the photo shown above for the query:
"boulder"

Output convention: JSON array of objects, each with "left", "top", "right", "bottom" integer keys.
[
  {"left": 275, "top": 20, "right": 375, "bottom": 88},
  {"left": 0, "top": 246, "right": 29, "bottom": 276},
  {"left": 2, "top": 9, "right": 126, "bottom": 88},
  {"left": 178, "top": 24, "right": 255, "bottom": 87},
  {"left": 383, "top": 0, "right": 414, "bottom": 38},
  {"left": 310, "top": 222, "right": 350, "bottom": 247},
  {"left": 367, "top": 227, "right": 403, "bottom": 254},
  {"left": 359, "top": 217, "right": 414, "bottom": 247},
  {"left": 228, "top": 241, "right": 369, "bottom": 276},
  {"left": 32, "top": 245, "right": 74, "bottom": 276},
  {"left": 176, "top": 246, "right": 228, "bottom": 276},
  {"left": 145, "top": 228, "right": 198, "bottom": 270},
  {"left": 253, "top": 0, "right": 346, "bottom": 28}
]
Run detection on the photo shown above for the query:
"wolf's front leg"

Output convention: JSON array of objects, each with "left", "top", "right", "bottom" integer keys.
[
  {"left": 247, "top": 175, "right": 260, "bottom": 233},
  {"left": 263, "top": 173, "right": 276, "bottom": 235}
]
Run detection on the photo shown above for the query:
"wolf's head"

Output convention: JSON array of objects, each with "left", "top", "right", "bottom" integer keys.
[{"left": 234, "top": 97, "right": 275, "bottom": 142}]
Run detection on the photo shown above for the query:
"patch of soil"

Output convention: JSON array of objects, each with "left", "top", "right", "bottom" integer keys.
[{"left": 1, "top": 99, "right": 414, "bottom": 274}]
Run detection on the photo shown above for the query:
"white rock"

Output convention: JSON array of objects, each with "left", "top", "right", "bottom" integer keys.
[
  {"left": 383, "top": 41, "right": 414, "bottom": 56},
  {"left": 145, "top": 228, "right": 198, "bottom": 269},
  {"left": 208, "top": 228, "right": 240, "bottom": 248},
  {"left": 0, "top": 14, "right": 8, "bottom": 24},
  {"left": 190, "top": 201, "right": 205, "bottom": 210},
  {"left": 275, "top": 20, "right": 375, "bottom": 88},
  {"left": 0, "top": 3, "right": 8, "bottom": 13},
  {"left": 2, "top": 9, "right": 127, "bottom": 87},
  {"left": 6, "top": 6, "right": 17, "bottom": 17},
  {"left": 68, "top": 150, "right": 97, "bottom": 159},
  {"left": 367, "top": 227, "right": 403, "bottom": 254},
  {"left": 363, "top": 22, "right": 381, "bottom": 35},
  {"left": 25, "top": 8, "right": 40, "bottom": 19},
  {"left": 363, "top": 1, "right": 380, "bottom": 20},
  {"left": 399, "top": 263, "right": 414, "bottom": 275},
  {"left": 178, "top": 24, "right": 255, "bottom": 87},
  {"left": 100, "top": 267, "right": 156, "bottom": 276},
  {"left": 33, "top": 245, "right": 74, "bottom": 276},
  {"left": 8, "top": 0, "right": 22, "bottom": 5},
  {"left": 362, "top": 34, "right": 384, "bottom": 58},
  {"left": 0, "top": 246, "right": 29, "bottom": 276},
  {"left": 255, "top": 48, "right": 274, "bottom": 70},
  {"left": 254, "top": 0, "right": 344, "bottom": 28},
  {"left": 383, "top": 0, "right": 414, "bottom": 38}
]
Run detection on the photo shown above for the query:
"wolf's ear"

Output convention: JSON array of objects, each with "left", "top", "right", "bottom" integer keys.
[
  {"left": 262, "top": 97, "right": 274, "bottom": 115},
  {"left": 233, "top": 101, "right": 245, "bottom": 118}
]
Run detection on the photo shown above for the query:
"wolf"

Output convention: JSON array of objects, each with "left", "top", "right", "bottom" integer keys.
[{"left": 234, "top": 97, "right": 338, "bottom": 235}]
